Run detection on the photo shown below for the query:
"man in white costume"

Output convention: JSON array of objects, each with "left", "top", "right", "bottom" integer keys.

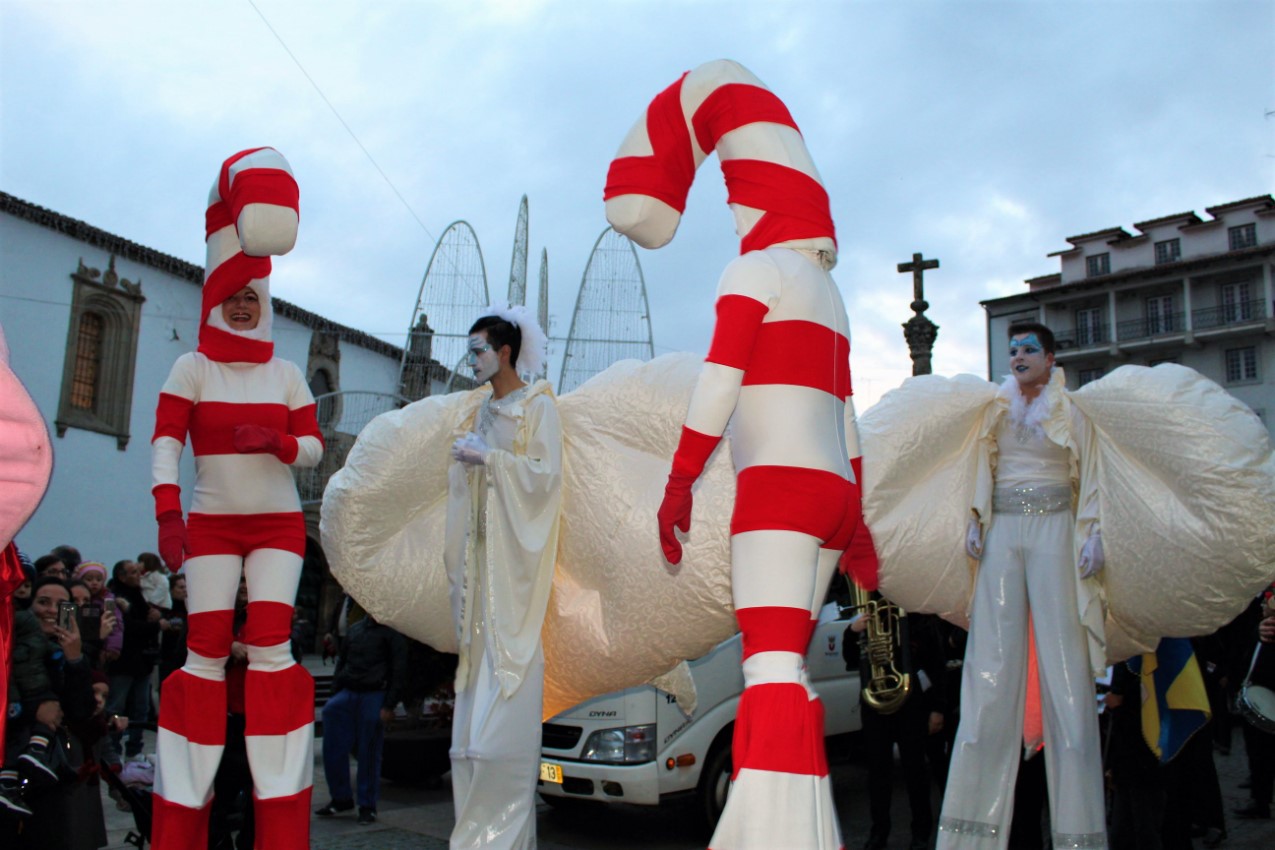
[
  {"left": 444, "top": 305, "right": 561, "bottom": 850},
  {"left": 937, "top": 321, "right": 1108, "bottom": 850}
]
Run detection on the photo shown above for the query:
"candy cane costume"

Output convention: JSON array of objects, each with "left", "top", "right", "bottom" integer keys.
[
  {"left": 606, "top": 59, "right": 872, "bottom": 850},
  {"left": 150, "top": 147, "right": 322, "bottom": 850}
]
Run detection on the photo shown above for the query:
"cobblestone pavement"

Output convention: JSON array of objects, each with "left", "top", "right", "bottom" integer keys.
[{"left": 98, "top": 710, "right": 1275, "bottom": 848}]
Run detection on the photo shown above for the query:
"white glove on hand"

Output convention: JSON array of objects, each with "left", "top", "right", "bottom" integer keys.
[
  {"left": 965, "top": 515, "right": 984, "bottom": 560},
  {"left": 1078, "top": 529, "right": 1105, "bottom": 579},
  {"left": 450, "top": 432, "right": 489, "bottom": 466}
]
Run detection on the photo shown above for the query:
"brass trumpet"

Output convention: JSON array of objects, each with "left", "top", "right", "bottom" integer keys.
[{"left": 851, "top": 583, "right": 911, "bottom": 715}]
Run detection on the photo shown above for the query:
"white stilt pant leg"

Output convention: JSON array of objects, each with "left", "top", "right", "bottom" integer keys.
[
  {"left": 937, "top": 517, "right": 1031, "bottom": 850},
  {"left": 449, "top": 643, "right": 545, "bottom": 850},
  {"left": 1025, "top": 516, "right": 1107, "bottom": 850}
]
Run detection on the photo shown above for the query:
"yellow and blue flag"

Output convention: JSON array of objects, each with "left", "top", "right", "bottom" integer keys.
[{"left": 1126, "top": 637, "right": 1211, "bottom": 764}]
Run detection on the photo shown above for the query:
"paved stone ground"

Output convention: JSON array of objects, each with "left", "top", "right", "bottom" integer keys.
[
  {"left": 94, "top": 657, "right": 1275, "bottom": 849},
  {"left": 97, "top": 727, "right": 1275, "bottom": 849}
]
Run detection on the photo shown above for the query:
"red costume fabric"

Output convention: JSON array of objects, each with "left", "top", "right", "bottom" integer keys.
[
  {"left": 606, "top": 59, "right": 874, "bottom": 849},
  {"left": 150, "top": 148, "right": 322, "bottom": 850}
]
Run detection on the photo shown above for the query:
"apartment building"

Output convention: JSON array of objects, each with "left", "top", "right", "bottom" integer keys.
[{"left": 982, "top": 194, "right": 1274, "bottom": 432}]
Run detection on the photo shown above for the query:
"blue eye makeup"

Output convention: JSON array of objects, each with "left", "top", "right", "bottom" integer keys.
[{"left": 1009, "top": 334, "right": 1043, "bottom": 355}]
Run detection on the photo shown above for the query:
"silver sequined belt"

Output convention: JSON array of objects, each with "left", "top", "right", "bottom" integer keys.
[{"left": 992, "top": 484, "right": 1072, "bottom": 515}]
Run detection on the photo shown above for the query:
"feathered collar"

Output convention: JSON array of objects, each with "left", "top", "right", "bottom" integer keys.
[{"left": 996, "top": 367, "right": 1067, "bottom": 444}]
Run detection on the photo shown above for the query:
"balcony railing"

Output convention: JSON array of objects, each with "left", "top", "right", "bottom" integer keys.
[
  {"left": 1116, "top": 312, "right": 1186, "bottom": 342},
  {"left": 1054, "top": 299, "right": 1268, "bottom": 351},
  {"left": 1053, "top": 324, "right": 1109, "bottom": 350},
  {"left": 1192, "top": 299, "right": 1266, "bottom": 331}
]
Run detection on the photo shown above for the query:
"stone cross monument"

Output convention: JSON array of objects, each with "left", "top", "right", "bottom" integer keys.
[{"left": 897, "top": 252, "right": 940, "bottom": 376}]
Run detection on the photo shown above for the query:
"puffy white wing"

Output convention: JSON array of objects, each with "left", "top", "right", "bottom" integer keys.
[
  {"left": 321, "top": 353, "right": 738, "bottom": 717},
  {"left": 1070, "top": 363, "right": 1275, "bottom": 660},
  {"left": 320, "top": 389, "right": 484, "bottom": 652},
  {"left": 858, "top": 374, "right": 998, "bottom": 626},
  {"left": 547, "top": 353, "right": 736, "bottom": 714}
]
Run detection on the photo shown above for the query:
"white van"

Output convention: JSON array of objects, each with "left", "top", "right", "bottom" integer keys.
[{"left": 537, "top": 600, "right": 862, "bottom": 829}]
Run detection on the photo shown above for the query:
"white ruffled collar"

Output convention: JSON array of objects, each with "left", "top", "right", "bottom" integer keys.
[{"left": 998, "top": 367, "right": 1065, "bottom": 442}]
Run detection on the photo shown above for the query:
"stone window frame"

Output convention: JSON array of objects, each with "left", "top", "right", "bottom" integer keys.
[
  {"left": 1228, "top": 223, "right": 1257, "bottom": 251},
  {"left": 1085, "top": 252, "right": 1110, "bottom": 278},
  {"left": 1223, "top": 345, "right": 1259, "bottom": 385},
  {"left": 55, "top": 257, "right": 144, "bottom": 450},
  {"left": 1153, "top": 238, "right": 1181, "bottom": 265}
]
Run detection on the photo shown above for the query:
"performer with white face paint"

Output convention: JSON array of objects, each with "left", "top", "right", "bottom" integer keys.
[
  {"left": 444, "top": 305, "right": 560, "bottom": 850},
  {"left": 937, "top": 321, "right": 1107, "bottom": 850}
]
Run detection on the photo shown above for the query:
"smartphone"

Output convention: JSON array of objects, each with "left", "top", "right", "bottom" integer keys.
[
  {"left": 102, "top": 598, "right": 117, "bottom": 617},
  {"left": 56, "top": 600, "right": 77, "bottom": 631},
  {"left": 78, "top": 602, "right": 103, "bottom": 638}
]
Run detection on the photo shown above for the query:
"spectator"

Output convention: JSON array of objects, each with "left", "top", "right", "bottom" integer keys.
[
  {"left": 0, "top": 576, "right": 99, "bottom": 850},
  {"left": 137, "top": 551, "right": 171, "bottom": 610},
  {"left": 104, "top": 559, "right": 159, "bottom": 768},
  {"left": 1235, "top": 588, "right": 1275, "bottom": 820},
  {"left": 66, "top": 579, "right": 118, "bottom": 672},
  {"left": 1, "top": 598, "right": 57, "bottom": 817},
  {"left": 49, "top": 545, "right": 81, "bottom": 574},
  {"left": 209, "top": 579, "right": 253, "bottom": 849},
  {"left": 315, "top": 604, "right": 408, "bottom": 825},
  {"left": 33, "top": 554, "right": 67, "bottom": 581},
  {"left": 846, "top": 609, "right": 946, "bottom": 850},
  {"left": 73, "top": 562, "right": 122, "bottom": 665},
  {"left": 157, "top": 573, "right": 188, "bottom": 688},
  {"left": 63, "top": 670, "right": 124, "bottom": 848},
  {"left": 11, "top": 556, "right": 34, "bottom": 610}
]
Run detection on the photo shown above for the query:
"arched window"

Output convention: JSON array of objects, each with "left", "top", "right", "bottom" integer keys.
[
  {"left": 69, "top": 311, "right": 104, "bottom": 410},
  {"left": 56, "top": 257, "right": 144, "bottom": 450}
]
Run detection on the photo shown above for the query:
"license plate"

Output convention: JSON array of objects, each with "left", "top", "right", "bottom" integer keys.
[{"left": 539, "top": 761, "right": 563, "bottom": 784}]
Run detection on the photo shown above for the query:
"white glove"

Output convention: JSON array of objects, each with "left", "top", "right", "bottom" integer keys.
[
  {"left": 450, "top": 432, "right": 489, "bottom": 466},
  {"left": 1078, "top": 529, "right": 1105, "bottom": 579},
  {"left": 965, "top": 515, "right": 984, "bottom": 560}
]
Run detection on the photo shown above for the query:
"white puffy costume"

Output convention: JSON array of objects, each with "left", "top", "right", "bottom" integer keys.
[
  {"left": 444, "top": 306, "right": 562, "bottom": 850},
  {"left": 856, "top": 363, "right": 1275, "bottom": 850}
]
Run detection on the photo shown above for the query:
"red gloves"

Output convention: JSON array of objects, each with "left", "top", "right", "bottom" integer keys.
[
  {"left": 157, "top": 511, "right": 187, "bottom": 572},
  {"left": 657, "top": 479, "right": 694, "bottom": 565},
  {"left": 657, "top": 427, "right": 721, "bottom": 565},
  {"left": 233, "top": 424, "right": 296, "bottom": 462}
]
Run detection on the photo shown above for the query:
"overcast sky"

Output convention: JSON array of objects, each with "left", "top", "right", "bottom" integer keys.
[{"left": 2, "top": 0, "right": 1272, "bottom": 409}]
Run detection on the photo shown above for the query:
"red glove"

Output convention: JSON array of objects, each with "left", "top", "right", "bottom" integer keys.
[
  {"left": 657, "top": 479, "right": 694, "bottom": 565},
  {"left": 233, "top": 424, "right": 296, "bottom": 462},
  {"left": 157, "top": 511, "right": 187, "bottom": 572},
  {"left": 657, "top": 427, "right": 722, "bottom": 565}
]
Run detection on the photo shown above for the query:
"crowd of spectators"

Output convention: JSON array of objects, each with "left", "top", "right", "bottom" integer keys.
[
  {"left": 5, "top": 539, "right": 1274, "bottom": 850},
  {"left": 2, "top": 542, "right": 187, "bottom": 850}
]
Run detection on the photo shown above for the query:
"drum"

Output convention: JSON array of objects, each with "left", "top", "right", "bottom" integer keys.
[
  {"left": 1239, "top": 641, "right": 1275, "bottom": 734},
  {"left": 1239, "top": 683, "right": 1275, "bottom": 734}
]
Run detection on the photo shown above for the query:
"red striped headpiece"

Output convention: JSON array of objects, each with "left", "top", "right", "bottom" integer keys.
[
  {"left": 199, "top": 147, "right": 299, "bottom": 363},
  {"left": 605, "top": 60, "right": 836, "bottom": 263}
]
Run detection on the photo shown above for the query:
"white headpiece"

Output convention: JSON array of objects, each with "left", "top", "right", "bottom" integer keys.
[{"left": 476, "top": 303, "right": 547, "bottom": 379}]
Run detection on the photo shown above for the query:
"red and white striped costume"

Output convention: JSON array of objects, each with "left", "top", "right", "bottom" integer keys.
[
  {"left": 606, "top": 60, "right": 876, "bottom": 850},
  {"left": 151, "top": 148, "right": 323, "bottom": 850}
]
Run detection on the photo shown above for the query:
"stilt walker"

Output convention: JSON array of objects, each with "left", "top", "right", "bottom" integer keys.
[
  {"left": 605, "top": 59, "right": 874, "bottom": 850},
  {"left": 150, "top": 147, "right": 322, "bottom": 850}
]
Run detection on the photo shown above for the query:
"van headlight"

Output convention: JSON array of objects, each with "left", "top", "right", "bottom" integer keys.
[{"left": 579, "top": 724, "right": 656, "bottom": 764}]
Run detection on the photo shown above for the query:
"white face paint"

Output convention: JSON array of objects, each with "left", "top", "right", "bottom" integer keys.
[
  {"left": 466, "top": 333, "right": 500, "bottom": 384},
  {"left": 1009, "top": 333, "right": 1054, "bottom": 389}
]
